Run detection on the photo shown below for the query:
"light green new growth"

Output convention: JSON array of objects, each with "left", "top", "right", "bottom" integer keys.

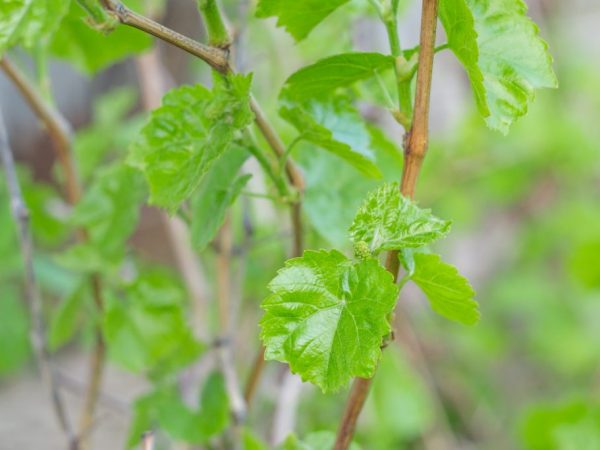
[
  {"left": 260, "top": 250, "right": 399, "bottom": 392},
  {"left": 129, "top": 74, "right": 254, "bottom": 213},
  {"left": 349, "top": 182, "right": 451, "bottom": 254}
]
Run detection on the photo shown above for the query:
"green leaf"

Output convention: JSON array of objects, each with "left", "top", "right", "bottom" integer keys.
[
  {"left": 440, "top": 0, "right": 558, "bottom": 133},
  {"left": 48, "top": 283, "right": 89, "bottom": 350},
  {"left": 0, "top": 0, "right": 69, "bottom": 54},
  {"left": 410, "top": 253, "right": 480, "bottom": 325},
  {"left": 280, "top": 97, "right": 382, "bottom": 179},
  {"left": 129, "top": 74, "right": 254, "bottom": 212},
  {"left": 438, "top": 0, "right": 486, "bottom": 114},
  {"left": 280, "top": 431, "right": 361, "bottom": 450},
  {"left": 70, "top": 164, "right": 146, "bottom": 264},
  {"left": 261, "top": 250, "right": 399, "bottom": 392},
  {"left": 301, "top": 125, "right": 403, "bottom": 247},
  {"left": 190, "top": 145, "right": 251, "bottom": 250},
  {"left": 284, "top": 52, "right": 394, "bottom": 99},
  {"left": 569, "top": 240, "right": 600, "bottom": 289},
  {"left": 366, "top": 348, "right": 433, "bottom": 446},
  {"left": 103, "top": 271, "right": 204, "bottom": 374},
  {"left": 49, "top": 1, "right": 152, "bottom": 74},
  {"left": 243, "top": 429, "right": 269, "bottom": 450},
  {"left": 349, "top": 182, "right": 451, "bottom": 254},
  {"left": 127, "top": 372, "right": 229, "bottom": 447},
  {"left": 74, "top": 87, "right": 142, "bottom": 181},
  {"left": 521, "top": 399, "right": 600, "bottom": 450},
  {"left": 195, "top": 371, "right": 230, "bottom": 438},
  {"left": 256, "top": 0, "right": 351, "bottom": 42},
  {"left": 0, "top": 287, "right": 30, "bottom": 374}
]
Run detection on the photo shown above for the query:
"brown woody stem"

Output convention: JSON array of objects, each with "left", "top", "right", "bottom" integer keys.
[
  {"left": 333, "top": 1, "right": 439, "bottom": 448},
  {"left": 99, "top": 0, "right": 230, "bottom": 72}
]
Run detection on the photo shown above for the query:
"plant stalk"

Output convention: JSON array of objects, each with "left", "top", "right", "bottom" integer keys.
[
  {"left": 198, "top": 0, "right": 232, "bottom": 48},
  {"left": 333, "top": 1, "right": 440, "bottom": 448}
]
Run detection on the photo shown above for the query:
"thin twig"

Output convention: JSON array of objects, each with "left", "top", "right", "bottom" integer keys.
[
  {"left": 141, "top": 431, "right": 155, "bottom": 450},
  {"left": 334, "top": 1, "right": 440, "bottom": 449},
  {"left": 0, "top": 107, "right": 75, "bottom": 446},
  {"left": 1, "top": 55, "right": 107, "bottom": 449},
  {"left": 215, "top": 215, "right": 246, "bottom": 446},
  {"left": 0, "top": 58, "right": 80, "bottom": 204},
  {"left": 99, "top": 0, "right": 229, "bottom": 73},
  {"left": 135, "top": 49, "right": 210, "bottom": 339},
  {"left": 56, "top": 370, "right": 130, "bottom": 414},
  {"left": 270, "top": 371, "right": 304, "bottom": 445},
  {"left": 96, "top": 0, "right": 308, "bottom": 415}
]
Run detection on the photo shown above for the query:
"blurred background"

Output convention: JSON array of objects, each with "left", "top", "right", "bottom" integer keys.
[{"left": 1, "top": 0, "right": 599, "bottom": 449}]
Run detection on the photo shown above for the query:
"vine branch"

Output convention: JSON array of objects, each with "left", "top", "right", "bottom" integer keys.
[
  {"left": 1, "top": 55, "right": 106, "bottom": 450},
  {"left": 97, "top": 0, "right": 230, "bottom": 72},
  {"left": 0, "top": 58, "right": 80, "bottom": 204},
  {"left": 0, "top": 107, "right": 75, "bottom": 447},
  {"left": 334, "top": 1, "right": 440, "bottom": 448}
]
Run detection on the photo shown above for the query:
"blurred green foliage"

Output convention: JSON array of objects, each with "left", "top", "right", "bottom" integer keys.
[{"left": 0, "top": 0, "right": 598, "bottom": 449}]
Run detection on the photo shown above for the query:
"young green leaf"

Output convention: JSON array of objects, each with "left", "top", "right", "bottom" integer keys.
[
  {"left": 190, "top": 145, "right": 251, "bottom": 250},
  {"left": 0, "top": 0, "right": 69, "bottom": 54},
  {"left": 301, "top": 125, "right": 403, "bottom": 247},
  {"left": 280, "top": 97, "right": 382, "bottom": 179},
  {"left": 243, "top": 429, "right": 269, "bottom": 450},
  {"left": 438, "top": 0, "right": 486, "bottom": 114},
  {"left": 195, "top": 371, "right": 230, "bottom": 438},
  {"left": 284, "top": 52, "right": 395, "bottom": 99},
  {"left": 49, "top": 1, "right": 151, "bottom": 74},
  {"left": 279, "top": 431, "right": 361, "bottom": 450},
  {"left": 48, "top": 283, "right": 89, "bottom": 350},
  {"left": 103, "top": 272, "right": 204, "bottom": 373},
  {"left": 74, "top": 87, "right": 142, "bottom": 181},
  {"left": 411, "top": 253, "right": 480, "bottom": 325},
  {"left": 127, "top": 372, "right": 229, "bottom": 447},
  {"left": 0, "top": 287, "right": 30, "bottom": 374},
  {"left": 440, "top": 0, "right": 558, "bottom": 133},
  {"left": 349, "top": 182, "right": 451, "bottom": 254},
  {"left": 256, "top": 0, "right": 351, "bottom": 41},
  {"left": 70, "top": 164, "right": 146, "bottom": 264},
  {"left": 129, "top": 74, "right": 254, "bottom": 212},
  {"left": 260, "top": 250, "right": 399, "bottom": 392}
]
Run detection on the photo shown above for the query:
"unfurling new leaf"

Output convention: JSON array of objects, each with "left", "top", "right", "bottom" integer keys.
[
  {"left": 129, "top": 74, "right": 254, "bottom": 212},
  {"left": 349, "top": 182, "right": 451, "bottom": 254},
  {"left": 260, "top": 250, "right": 398, "bottom": 392}
]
